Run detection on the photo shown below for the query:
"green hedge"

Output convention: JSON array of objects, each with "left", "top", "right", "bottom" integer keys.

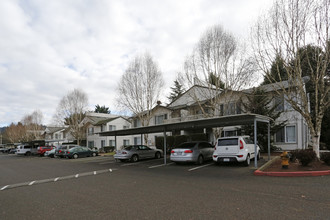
[
  {"left": 101, "top": 146, "right": 115, "bottom": 153},
  {"left": 190, "top": 133, "right": 207, "bottom": 141}
]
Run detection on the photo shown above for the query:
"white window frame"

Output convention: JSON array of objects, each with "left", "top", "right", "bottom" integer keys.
[
  {"left": 123, "top": 139, "right": 130, "bottom": 146},
  {"left": 275, "top": 125, "right": 296, "bottom": 144},
  {"left": 88, "top": 127, "right": 94, "bottom": 135},
  {"left": 109, "top": 140, "right": 115, "bottom": 147},
  {"left": 108, "top": 125, "right": 116, "bottom": 131},
  {"left": 285, "top": 125, "right": 296, "bottom": 143}
]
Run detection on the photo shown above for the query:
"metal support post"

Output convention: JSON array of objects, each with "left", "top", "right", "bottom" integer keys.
[
  {"left": 163, "top": 130, "right": 167, "bottom": 165},
  {"left": 268, "top": 123, "right": 270, "bottom": 160},
  {"left": 254, "top": 119, "right": 258, "bottom": 168}
]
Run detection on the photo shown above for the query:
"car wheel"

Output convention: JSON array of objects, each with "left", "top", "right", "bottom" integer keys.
[
  {"left": 244, "top": 154, "right": 250, "bottom": 166},
  {"left": 73, "top": 154, "right": 79, "bottom": 159},
  {"left": 92, "top": 152, "right": 96, "bottom": 157},
  {"left": 257, "top": 151, "right": 261, "bottom": 161},
  {"left": 155, "top": 152, "right": 161, "bottom": 159},
  {"left": 25, "top": 151, "right": 31, "bottom": 156},
  {"left": 131, "top": 154, "right": 139, "bottom": 162},
  {"left": 197, "top": 155, "right": 204, "bottom": 165}
]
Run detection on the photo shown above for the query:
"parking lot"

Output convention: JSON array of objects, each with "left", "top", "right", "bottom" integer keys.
[{"left": 1, "top": 154, "right": 330, "bottom": 219}]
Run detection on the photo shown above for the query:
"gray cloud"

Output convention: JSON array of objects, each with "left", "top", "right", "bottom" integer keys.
[{"left": 0, "top": 0, "right": 272, "bottom": 126}]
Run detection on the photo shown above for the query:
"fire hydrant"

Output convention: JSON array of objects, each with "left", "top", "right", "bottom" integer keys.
[{"left": 280, "top": 151, "right": 290, "bottom": 169}]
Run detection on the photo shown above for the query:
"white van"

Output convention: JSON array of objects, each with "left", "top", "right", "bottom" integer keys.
[
  {"left": 212, "top": 136, "right": 260, "bottom": 166},
  {"left": 16, "top": 145, "right": 38, "bottom": 156}
]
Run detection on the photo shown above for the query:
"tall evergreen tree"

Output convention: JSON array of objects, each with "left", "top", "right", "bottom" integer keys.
[
  {"left": 262, "top": 55, "right": 288, "bottom": 85},
  {"left": 168, "top": 80, "right": 185, "bottom": 103},
  {"left": 94, "top": 104, "right": 111, "bottom": 114},
  {"left": 241, "top": 88, "right": 286, "bottom": 152},
  {"left": 208, "top": 72, "right": 225, "bottom": 89}
]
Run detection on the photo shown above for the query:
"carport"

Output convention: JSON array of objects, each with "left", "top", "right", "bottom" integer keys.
[{"left": 99, "top": 113, "right": 272, "bottom": 168}]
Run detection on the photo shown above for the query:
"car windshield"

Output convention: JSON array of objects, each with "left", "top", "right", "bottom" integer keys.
[
  {"left": 218, "top": 138, "right": 238, "bottom": 146},
  {"left": 177, "top": 143, "right": 196, "bottom": 149}
]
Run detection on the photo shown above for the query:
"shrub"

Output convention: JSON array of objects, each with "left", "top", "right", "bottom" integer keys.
[
  {"left": 295, "top": 149, "right": 316, "bottom": 166},
  {"left": 174, "top": 135, "right": 188, "bottom": 147},
  {"left": 321, "top": 152, "right": 330, "bottom": 166},
  {"left": 102, "top": 146, "right": 115, "bottom": 153},
  {"left": 289, "top": 149, "right": 299, "bottom": 162},
  {"left": 190, "top": 133, "right": 207, "bottom": 141}
]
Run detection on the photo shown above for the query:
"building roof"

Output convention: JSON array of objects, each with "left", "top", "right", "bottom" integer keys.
[
  {"left": 93, "top": 116, "right": 130, "bottom": 126},
  {"left": 45, "top": 127, "right": 66, "bottom": 134},
  {"left": 167, "top": 85, "right": 221, "bottom": 109},
  {"left": 83, "top": 112, "right": 123, "bottom": 126}
]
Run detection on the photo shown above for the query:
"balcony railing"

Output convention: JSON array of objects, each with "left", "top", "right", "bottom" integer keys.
[{"left": 164, "top": 114, "right": 207, "bottom": 124}]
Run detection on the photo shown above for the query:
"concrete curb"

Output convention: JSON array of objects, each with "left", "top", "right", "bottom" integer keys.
[{"left": 254, "top": 156, "right": 330, "bottom": 177}]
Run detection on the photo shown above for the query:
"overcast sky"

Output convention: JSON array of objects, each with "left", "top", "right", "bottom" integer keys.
[{"left": 0, "top": 0, "right": 273, "bottom": 127}]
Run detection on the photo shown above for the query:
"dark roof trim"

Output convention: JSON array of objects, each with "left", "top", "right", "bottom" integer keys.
[{"left": 99, "top": 113, "right": 271, "bottom": 136}]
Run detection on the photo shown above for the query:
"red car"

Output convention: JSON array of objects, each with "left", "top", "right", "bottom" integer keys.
[{"left": 37, "top": 146, "right": 54, "bottom": 156}]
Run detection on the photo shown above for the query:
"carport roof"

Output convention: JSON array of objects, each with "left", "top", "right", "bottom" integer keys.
[{"left": 99, "top": 113, "right": 271, "bottom": 136}]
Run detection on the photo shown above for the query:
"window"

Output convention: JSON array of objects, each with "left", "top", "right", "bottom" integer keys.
[
  {"left": 123, "top": 139, "right": 130, "bottom": 146},
  {"left": 155, "top": 114, "right": 168, "bottom": 125},
  {"left": 55, "top": 134, "right": 58, "bottom": 139},
  {"left": 133, "top": 119, "right": 141, "bottom": 127},
  {"left": 109, "top": 125, "right": 116, "bottom": 131},
  {"left": 101, "top": 140, "right": 105, "bottom": 148},
  {"left": 101, "top": 125, "right": 106, "bottom": 132},
  {"left": 109, "top": 140, "right": 116, "bottom": 147},
  {"left": 275, "top": 125, "right": 296, "bottom": 143},
  {"left": 236, "top": 102, "right": 241, "bottom": 114},
  {"left": 286, "top": 126, "right": 296, "bottom": 143},
  {"left": 88, "top": 141, "right": 94, "bottom": 148},
  {"left": 123, "top": 125, "right": 129, "bottom": 129},
  {"left": 134, "top": 137, "right": 141, "bottom": 145},
  {"left": 275, "top": 128, "right": 285, "bottom": 143},
  {"left": 227, "top": 102, "right": 236, "bottom": 115},
  {"left": 219, "top": 104, "right": 224, "bottom": 116},
  {"left": 274, "top": 96, "right": 284, "bottom": 111},
  {"left": 88, "top": 127, "right": 94, "bottom": 135}
]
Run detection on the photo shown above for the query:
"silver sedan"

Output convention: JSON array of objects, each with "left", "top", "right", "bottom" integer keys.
[
  {"left": 114, "top": 145, "right": 163, "bottom": 162},
  {"left": 170, "top": 142, "right": 214, "bottom": 165}
]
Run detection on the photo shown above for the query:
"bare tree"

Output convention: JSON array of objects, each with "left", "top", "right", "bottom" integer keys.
[
  {"left": 251, "top": 0, "right": 330, "bottom": 157},
  {"left": 116, "top": 52, "right": 164, "bottom": 144},
  {"left": 54, "top": 88, "right": 89, "bottom": 145},
  {"left": 21, "top": 110, "right": 44, "bottom": 141},
  {"left": 179, "top": 24, "right": 256, "bottom": 138},
  {"left": 4, "top": 122, "right": 26, "bottom": 143}
]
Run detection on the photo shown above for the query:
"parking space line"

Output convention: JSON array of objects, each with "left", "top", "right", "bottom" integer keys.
[
  {"left": 99, "top": 161, "right": 116, "bottom": 165},
  {"left": 149, "top": 163, "right": 174, "bottom": 169},
  {"left": 188, "top": 163, "right": 213, "bottom": 172},
  {"left": 121, "top": 162, "right": 142, "bottom": 166},
  {"left": 28, "top": 181, "right": 36, "bottom": 186},
  {"left": 0, "top": 168, "right": 117, "bottom": 192},
  {"left": 1, "top": 185, "right": 9, "bottom": 191}
]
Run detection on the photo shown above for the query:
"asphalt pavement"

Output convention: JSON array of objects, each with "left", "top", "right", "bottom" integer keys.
[{"left": 0, "top": 154, "right": 329, "bottom": 219}]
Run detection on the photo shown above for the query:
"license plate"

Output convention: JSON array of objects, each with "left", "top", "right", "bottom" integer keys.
[
  {"left": 223, "top": 158, "right": 230, "bottom": 162},
  {"left": 177, "top": 152, "right": 182, "bottom": 155}
]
